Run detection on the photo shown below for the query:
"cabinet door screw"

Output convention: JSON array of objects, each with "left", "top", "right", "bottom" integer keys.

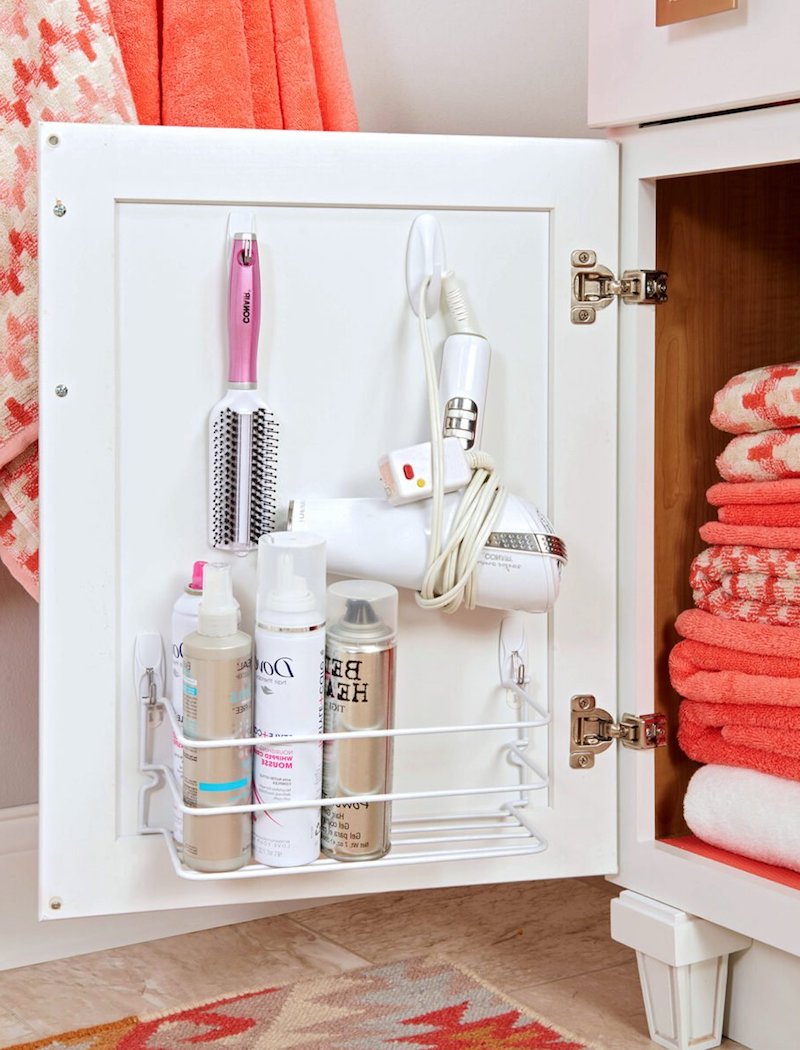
[
  {"left": 55, "top": 385, "right": 68, "bottom": 398},
  {"left": 49, "top": 898, "right": 62, "bottom": 911},
  {"left": 53, "top": 200, "right": 66, "bottom": 218}
]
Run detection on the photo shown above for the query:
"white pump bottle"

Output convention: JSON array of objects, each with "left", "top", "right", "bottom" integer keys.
[{"left": 253, "top": 532, "right": 326, "bottom": 867}]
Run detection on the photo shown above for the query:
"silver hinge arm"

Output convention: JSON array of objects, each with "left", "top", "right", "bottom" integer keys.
[
  {"left": 571, "top": 250, "right": 668, "bottom": 325},
  {"left": 570, "top": 694, "right": 667, "bottom": 769}
]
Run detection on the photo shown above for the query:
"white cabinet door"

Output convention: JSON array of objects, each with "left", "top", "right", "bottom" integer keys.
[
  {"left": 39, "top": 125, "right": 619, "bottom": 919},
  {"left": 588, "top": 0, "right": 800, "bottom": 128}
]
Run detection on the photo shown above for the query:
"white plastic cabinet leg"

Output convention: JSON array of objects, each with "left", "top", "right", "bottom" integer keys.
[{"left": 610, "top": 891, "right": 751, "bottom": 1050}]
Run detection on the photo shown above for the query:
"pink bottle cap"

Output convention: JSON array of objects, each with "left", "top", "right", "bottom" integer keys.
[{"left": 189, "top": 560, "right": 207, "bottom": 592}]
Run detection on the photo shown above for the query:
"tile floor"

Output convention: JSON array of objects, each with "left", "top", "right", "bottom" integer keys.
[{"left": 0, "top": 877, "right": 744, "bottom": 1049}]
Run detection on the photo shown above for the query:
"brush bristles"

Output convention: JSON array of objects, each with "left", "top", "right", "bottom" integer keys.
[{"left": 211, "top": 407, "right": 279, "bottom": 548}]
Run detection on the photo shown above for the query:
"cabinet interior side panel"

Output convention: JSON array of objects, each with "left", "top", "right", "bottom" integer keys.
[{"left": 654, "top": 163, "right": 800, "bottom": 839}]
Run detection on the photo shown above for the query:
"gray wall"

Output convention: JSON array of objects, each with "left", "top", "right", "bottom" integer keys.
[
  {"left": 0, "top": 0, "right": 595, "bottom": 810},
  {"left": 336, "top": 0, "right": 598, "bottom": 139}
]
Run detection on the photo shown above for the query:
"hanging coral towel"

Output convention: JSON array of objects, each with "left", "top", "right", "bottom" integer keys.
[
  {"left": 0, "top": 0, "right": 137, "bottom": 599},
  {"left": 109, "top": 0, "right": 359, "bottom": 130}
]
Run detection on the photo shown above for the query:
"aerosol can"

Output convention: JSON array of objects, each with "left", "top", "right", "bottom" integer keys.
[{"left": 321, "top": 580, "right": 398, "bottom": 861}]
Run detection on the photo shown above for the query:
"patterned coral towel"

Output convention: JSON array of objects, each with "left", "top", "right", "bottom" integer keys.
[
  {"left": 679, "top": 701, "right": 800, "bottom": 780},
  {"left": 670, "top": 640, "right": 800, "bottom": 706},
  {"left": 716, "top": 428, "right": 800, "bottom": 482},
  {"left": 711, "top": 362, "right": 800, "bottom": 435},
  {"left": 707, "top": 478, "right": 800, "bottom": 506},
  {"left": 0, "top": 0, "right": 137, "bottom": 599},
  {"left": 690, "top": 545, "right": 800, "bottom": 626}
]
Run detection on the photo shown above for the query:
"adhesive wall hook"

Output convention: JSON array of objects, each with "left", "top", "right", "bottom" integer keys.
[
  {"left": 134, "top": 631, "right": 166, "bottom": 702},
  {"left": 406, "top": 214, "right": 446, "bottom": 318},
  {"left": 498, "top": 614, "right": 549, "bottom": 723}
]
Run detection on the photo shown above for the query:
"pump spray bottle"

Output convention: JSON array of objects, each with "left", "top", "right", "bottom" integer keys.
[
  {"left": 182, "top": 562, "right": 252, "bottom": 872},
  {"left": 169, "top": 560, "right": 206, "bottom": 848},
  {"left": 253, "top": 532, "right": 326, "bottom": 867}
]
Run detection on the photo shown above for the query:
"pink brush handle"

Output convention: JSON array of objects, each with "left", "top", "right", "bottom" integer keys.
[{"left": 227, "top": 235, "right": 261, "bottom": 385}]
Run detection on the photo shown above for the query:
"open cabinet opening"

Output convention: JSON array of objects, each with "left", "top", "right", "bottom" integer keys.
[{"left": 653, "top": 161, "right": 800, "bottom": 887}]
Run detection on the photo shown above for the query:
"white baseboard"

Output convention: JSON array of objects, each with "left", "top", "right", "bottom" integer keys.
[
  {"left": 0, "top": 805, "right": 311, "bottom": 971},
  {"left": 726, "top": 942, "right": 800, "bottom": 1050}
]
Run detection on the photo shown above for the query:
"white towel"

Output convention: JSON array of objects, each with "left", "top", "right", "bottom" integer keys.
[{"left": 684, "top": 764, "right": 800, "bottom": 873}]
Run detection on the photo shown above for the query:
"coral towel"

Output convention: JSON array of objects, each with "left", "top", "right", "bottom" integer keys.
[
  {"left": 707, "top": 478, "right": 800, "bottom": 506},
  {"left": 672, "top": 636, "right": 800, "bottom": 680},
  {"left": 0, "top": 0, "right": 136, "bottom": 598},
  {"left": 679, "top": 701, "right": 800, "bottom": 780},
  {"left": 716, "top": 428, "right": 800, "bottom": 482},
  {"left": 684, "top": 765, "right": 800, "bottom": 874},
  {"left": 670, "top": 641, "right": 800, "bottom": 707},
  {"left": 690, "top": 545, "right": 800, "bottom": 626},
  {"left": 718, "top": 504, "right": 800, "bottom": 526},
  {"left": 675, "top": 607, "right": 800, "bottom": 658},
  {"left": 700, "top": 521, "right": 800, "bottom": 551},
  {"left": 108, "top": 0, "right": 358, "bottom": 131},
  {"left": 711, "top": 362, "right": 800, "bottom": 434}
]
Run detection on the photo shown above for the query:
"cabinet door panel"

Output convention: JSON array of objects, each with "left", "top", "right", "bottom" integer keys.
[
  {"left": 39, "top": 125, "right": 618, "bottom": 919},
  {"left": 589, "top": 0, "right": 800, "bottom": 128}
]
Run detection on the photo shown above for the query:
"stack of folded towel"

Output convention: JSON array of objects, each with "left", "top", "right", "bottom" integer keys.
[{"left": 670, "top": 363, "right": 800, "bottom": 872}]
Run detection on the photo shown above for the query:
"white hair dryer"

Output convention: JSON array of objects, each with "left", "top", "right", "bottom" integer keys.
[{"left": 287, "top": 494, "right": 566, "bottom": 614}]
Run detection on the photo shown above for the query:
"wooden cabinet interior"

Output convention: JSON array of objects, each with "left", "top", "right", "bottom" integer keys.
[{"left": 654, "top": 162, "right": 800, "bottom": 841}]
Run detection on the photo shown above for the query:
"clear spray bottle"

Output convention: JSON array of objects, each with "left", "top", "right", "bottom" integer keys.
[
  {"left": 182, "top": 562, "right": 252, "bottom": 873},
  {"left": 253, "top": 532, "right": 326, "bottom": 867}
]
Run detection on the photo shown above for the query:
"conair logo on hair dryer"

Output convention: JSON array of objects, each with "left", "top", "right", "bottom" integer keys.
[{"left": 242, "top": 290, "right": 251, "bottom": 324}]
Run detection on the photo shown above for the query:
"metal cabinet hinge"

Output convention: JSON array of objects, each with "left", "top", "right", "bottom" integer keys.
[
  {"left": 571, "top": 250, "right": 668, "bottom": 325},
  {"left": 570, "top": 694, "right": 667, "bottom": 768}
]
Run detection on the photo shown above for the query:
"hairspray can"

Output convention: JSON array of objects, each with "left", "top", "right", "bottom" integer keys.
[
  {"left": 182, "top": 562, "right": 253, "bottom": 873},
  {"left": 253, "top": 532, "right": 326, "bottom": 867},
  {"left": 321, "top": 580, "right": 398, "bottom": 861},
  {"left": 169, "top": 560, "right": 206, "bottom": 848}
]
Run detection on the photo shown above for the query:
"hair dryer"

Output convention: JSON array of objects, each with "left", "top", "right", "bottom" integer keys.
[{"left": 287, "top": 494, "right": 566, "bottom": 614}]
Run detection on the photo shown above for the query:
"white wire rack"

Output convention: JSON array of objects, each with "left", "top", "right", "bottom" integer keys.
[{"left": 137, "top": 623, "right": 550, "bottom": 881}]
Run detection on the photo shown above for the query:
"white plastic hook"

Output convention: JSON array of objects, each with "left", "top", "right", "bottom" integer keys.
[
  {"left": 134, "top": 631, "right": 166, "bottom": 702},
  {"left": 498, "top": 613, "right": 528, "bottom": 690},
  {"left": 406, "top": 214, "right": 446, "bottom": 318},
  {"left": 498, "top": 614, "right": 548, "bottom": 723}
]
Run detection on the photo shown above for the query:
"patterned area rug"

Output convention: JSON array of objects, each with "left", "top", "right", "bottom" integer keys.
[{"left": 7, "top": 957, "right": 590, "bottom": 1049}]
